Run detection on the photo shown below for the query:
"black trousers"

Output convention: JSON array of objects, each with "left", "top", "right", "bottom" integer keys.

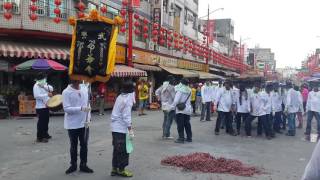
[
  {"left": 68, "top": 127, "right": 89, "bottom": 166},
  {"left": 176, "top": 113, "right": 192, "bottom": 141},
  {"left": 36, "top": 108, "right": 50, "bottom": 139},
  {"left": 236, "top": 113, "right": 249, "bottom": 132},
  {"left": 257, "top": 114, "right": 272, "bottom": 137},
  {"left": 191, "top": 101, "right": 196, "bottom": 113},
  {"left": 215, "top": 111, "right": 234, "bottom": 134},
  {"left": 245, "top": 115, "right": 257, "bottom": 136},
  {"left": 112, "top": 132, "right": 129, "bottom": 170}
]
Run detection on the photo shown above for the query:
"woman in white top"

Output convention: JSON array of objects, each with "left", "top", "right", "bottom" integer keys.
[
  {"left": 110, "top": 81, "right": 135, "bottom": 177},
  {"left": 235, "top": 84, "right": 250, "bottom": 135}
]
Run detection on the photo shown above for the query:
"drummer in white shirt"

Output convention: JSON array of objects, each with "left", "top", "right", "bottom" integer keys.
[
  {"left": 33, "top": 72, "right": 53, "bottom": 143},
  {"left": 214, "top": 81, "right": 236, "bottom": 136}
]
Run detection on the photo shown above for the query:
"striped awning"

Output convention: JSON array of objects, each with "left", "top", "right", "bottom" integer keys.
[
  {"left": 0, "top": 41, "right": 69, "bottom": 60},
  {"left": 159, "top": 65, "right": 199, "bottom": 78},
  {"left": 134, "top": 63, "right": 162, "bottom": 71},
  {"left": 111, "top": 65, "right": 147, "bottom": 77}
]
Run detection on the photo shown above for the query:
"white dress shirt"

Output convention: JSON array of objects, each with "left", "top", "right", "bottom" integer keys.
[
  {"left": 236, "top": 92, "right": 250, "bottom": 113},
  {"left": 306, "top": 91, "right": 320, "bottom": 113},
  {"left": 62, "top": 85, "right": 89, "bottom": 130},
  {"left": 111, "top": 93, "right": 135, "bottom": 134},
  {"left": 215, "top": 88, "right": 233, "bottom": 112},
  {"left": 258, "top": 91, "right": 272, "bottom": 116},
  {"left": 271, "top": 91, "right": 282, "bottom": 112},
  {"left": 201, "top": 85, "right": 212, "bottom": 103},
  {"left": 285, "top": 88, "right": 302, "bottom": 113},
  {"left": 172, "top": 91, "right": 192, "bottom": 115},
  {"left": 209, "top": 86, "right": 217, "bottom": 102},
  {"left": 250, "top": 92, "right": 260, "bottom": 116},
  {"left": 155, "top": 82, "right": 175, "bottom": 111},
  {"left": 33, "top": 82, "right": 53, "bottom": 109}
]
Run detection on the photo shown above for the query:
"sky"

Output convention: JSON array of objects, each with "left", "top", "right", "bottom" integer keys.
[{"left": 199, "top": 0, "right": 320, "bottom": 68}]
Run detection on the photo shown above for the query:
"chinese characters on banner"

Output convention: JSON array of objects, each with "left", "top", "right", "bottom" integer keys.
[{"left": 208, "top": 20, "right": 215, "bottom": 43}]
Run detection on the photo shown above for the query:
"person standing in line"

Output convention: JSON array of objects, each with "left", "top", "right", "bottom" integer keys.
[
  {"left": 155, "top": 76, "right": 176, "bottom": 140},
  {"left": 215, "top": 80, "right": 225, "bottom": 129},
  {"left": 62, "top": 80, "right": 93, "bottom": 174},
  {"left": 281, "top": 85, "right": 288, "bottom": 130},
  {"left": 235, "top": 84, "right": 250, "bottom": 135},
  {"left": 190, "top": 84, "right": 197, "bottom": 115},
  {"left": 296, "top": 86, "right": 304, "bottom": 129},
  {"left": 257, "top": 85, "right": 273, "bottom": 140},
  {"left": 285, "top": 85, "right": 302, "bottom": 136},
  {"left": 214, "top": 81, "right": 236, "bottom": 136},
  {"left": 302, "top": 84, "right": 309, "bottom": 114},
  {"left": 33, "top": 73, "right": 53, "bottom": 143},
  {"left": 246, "top": 84, "right": 261, "bottom": 137},
  {"left": 171, "top": 78, "right": 192, "bottom": 143},
  {"left": 200, "top": 81, "right": 212, "bottom": 121},
  {"left": 110, "top": 81, "right": 135, "bottom": 177},
  {"left": 97, "top": 82, "right": 106, "bottom": 116},
  {"left": 195, "top": 83, "right": 202, "bottom": 114},
  {"left": 305, "top": 85, "right": 320, "bottom": 141},
  {"left": 138, "top": 79, "right": 149, "bottom": 116},
  {"left": 271, "top": 84, "right": 283, "bottom": 134}
]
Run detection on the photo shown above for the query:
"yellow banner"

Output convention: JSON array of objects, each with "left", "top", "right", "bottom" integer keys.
[{"left": 116, "top": 45, "right": 126, "bottom": 64}]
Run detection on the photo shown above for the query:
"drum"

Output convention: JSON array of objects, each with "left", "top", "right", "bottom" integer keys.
[{"left": 47, "top": 94, "right": 63, "bottom": 112}]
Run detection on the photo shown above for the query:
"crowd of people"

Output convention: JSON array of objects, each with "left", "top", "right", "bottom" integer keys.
[{"left": 32, "top": 72, "right": 320, "bottom": 178}]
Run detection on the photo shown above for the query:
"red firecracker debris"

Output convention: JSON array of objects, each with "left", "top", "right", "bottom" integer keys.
[{"left": 161, "top": 152, "right": 262, "bottom": 177}]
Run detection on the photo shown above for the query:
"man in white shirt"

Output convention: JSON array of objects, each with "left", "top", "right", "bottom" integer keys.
[
  {"left": 62, "top": 80, "right": 93, "bottom": 174},
  {"left": 271, "top": 85, "right": 283, "bottom": 134},
  {"left": 257, "top": 85, "right": 273, "bottom": 139},
  {"left": 305, "top": 85, "right": 320, "bottom": 141},
  {"left": 201, "top": 81, "right": 213, "bottom": 121},
  {"left": 214, "top": 81, "right": 236, "bottom": 136},
  {"left": 285, "top": 85, "right": 302, "bottom": 136},
  {"left": 246, "top": 84, "right": 261, "bottom": 137},
  {"left": 155, "top": 76, "right": 176, "bottom": 139},
  {"left": 33, "top": 73, "right": 53, "bottom": 143}
]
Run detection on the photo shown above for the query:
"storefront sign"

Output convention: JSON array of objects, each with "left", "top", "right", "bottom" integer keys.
[
  {"left": 178, "top": 60, "right": 207, "bottom": 71},
  {"left": 133, "top": 49, "right": 159, "bottom": 65},
  {"left": 116, "top": 45, "right": 126, "bottom": 64},
  {"left": 159, "top": 56, "right": 178, "bottom": 67}
]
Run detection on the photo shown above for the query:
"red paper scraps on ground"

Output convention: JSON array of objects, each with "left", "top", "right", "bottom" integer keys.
[{"left": 161, "top": 152, "right": 262, "bottom": 177}]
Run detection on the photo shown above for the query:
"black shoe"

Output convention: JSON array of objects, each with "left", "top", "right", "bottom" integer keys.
[
  {"left": 45, "top": 135, "right": 52, "bottom": 139},
  {"left": 80, "top": 165, "right": 94, "bottom": 173},
  {"left": 221, "top": 126, "right": 225, "bottom": 129},
  {"left": 186, "top": 139, "right": 192, "bottom": 142},
  {"left": 266, "top": 136, "right": 272, "bottom": 140},
  {"left": 275, "top": 130, "right": 283, "bottom": 134},
  {"left": 206, "top": 119, "right": 212, "bottom": 121},
  {"left": 305, "top": 135, "right": 311, "bottom": 141},
  {"left": 65, "top": 165, "right": 77, "bottom": 174},
  {"left": 286, "top": 133, "right": 294, "bottom": 136},
  {"left": 36, "top": 138, "right": 48, "bottom": 143},
  {"left": 215, "top": 131, "right": 219, "bottom": 135},
  {"left": 174, "top": 139, "right": 184, "bottom": 144}
]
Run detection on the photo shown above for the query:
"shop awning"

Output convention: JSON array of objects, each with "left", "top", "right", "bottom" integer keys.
[
  {"left": 196, "top": 71, "right": 218, "bottom": 79},
  {"left": 134, "top": 63, "right": 162, "bottom": 71},
  {"left": 159, "top": 65, "right": 199, "bottom": 78},
  {"left": 0, "top": 41, "right": 69, "bottom": 60},
  {"left": 111, "top": 65, "right": 147, "bottom": 77}
]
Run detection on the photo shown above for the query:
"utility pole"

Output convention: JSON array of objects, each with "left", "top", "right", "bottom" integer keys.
[
  {"left": 206, "top": 4, "right": 209, "bottom": 64},
  {"left": 127, "top": 0, "right": 133, "bottom": 67}
]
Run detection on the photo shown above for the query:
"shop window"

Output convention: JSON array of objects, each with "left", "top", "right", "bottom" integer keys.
[
  {"left": 34, "top": 0, "right": 67, "bottom": 19},
  {"left": 0, "top": 0, "right": 20, "bottom": 14},
  {"left": 101, "top": 3, "right": 119, "bottom": 20},
  {"left": 135, "top": 19, "right": 147, "bottom": 42}
]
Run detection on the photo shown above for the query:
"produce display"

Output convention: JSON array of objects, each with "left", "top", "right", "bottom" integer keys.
[{"left": 161, "top": 152, "right": 262, "bottom": 177}]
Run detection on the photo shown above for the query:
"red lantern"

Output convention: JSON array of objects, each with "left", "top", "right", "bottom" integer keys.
[
  {"left": 184, "top": 37, "right": 188, "bottom": 41},
  {"left": 3, "top": 2, "right": 13, "bottom": 10},
  {"left": 143, "top": 33, "right": 148, "bottom": 39},
  {"left": 31, "top": 0, "right": 37, "bottom": 2},
  {"left": 54, "top": 8, "right": 61, "bottom": 15},
  {"left": 167, "top": 36, "right": 172, "bottom": 41},
  {"left": 120, "top": 26, "right": 126, "bottom": 33},
  {"left": 143, "top": 19, "right": 148, "bottom": 24},
  {"left": 3, "top": 12, "right": 12, "bottom": 20},
  {"left": 153, "top": 23, "right": 159, "bottom": 29},
  {"left": 189, "top": 40, "right": 193, "bottom": 43},
  {"left": 30, "top": 13, "right": 38, "bottom": 21},
  {"left": 168, "top": 42, "right": 172, "bottom": 47},
  {"left": 159, "top": 33, "right": 164, "bottom": 39},
  {"left": 179, "top": 40, "right": 183, "bottom": 44},
  {"left": 77, "top": 2, "right": 86, "bottom": 11},
  {"left": 134, "top": 29, "right": 141, "bottom": 35},
  {"left": 54, "top": 0, "right": 61, "bottom": 6},
  {"left": 122, "top": 0, "right": 128, "bottom": 6},
  {"left": 160, "top": 39, "right": 165, "bottom": 45},
  {"left": 167, "top": 31, "right": 172, "bottom": 35},
  {"left": 100, "top": 6, "right": 107, "bottom": 13},
  {"left": 180, "top": 35, "right": 183, "bottom": 39},
  {"left": 77, "top": 12, "right": 85, "bottom": 18},
  {"left": 134, "top": 14, "right": 139, "bottom": 19},
  {"left": 120, "top": 9, "right": 126, "bottom": 16},
  {"left": 152, "top": 30, "right": 158, "bottom": 36},
  {"left": 53, "top": 17, "right": 61, "bottom": 23},
  {"left": 30, "top": 4, "right": 38, "bottom": 12},
  {"left": 152, "top": 37, "right": 158, "bottom": 43},
  {"left": 174, "top": 45, "right": 179, "bottom": 49},
  {"left": 134, "top": 21, "right": 140, "bottom": 27},
  {"left": 143, "top": 25, "right": 148, "bottom": 32},
  {"left": 173, "top": 32, "right": 178, "bottom": 38},
  {"left": 174, "top": 39, "right": 178, "bottom": 43}
]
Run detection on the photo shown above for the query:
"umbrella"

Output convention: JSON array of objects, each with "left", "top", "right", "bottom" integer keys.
[{"left": 15, "top": 59, "right": 67, "bottom": 71}]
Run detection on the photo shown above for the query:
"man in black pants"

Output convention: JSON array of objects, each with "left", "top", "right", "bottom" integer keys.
[
  {"left": 33, "top": 73, "right": 53, "bottom": 143},
  {"left": 62, "top": 80, "right": 93, "bottom": 174}
]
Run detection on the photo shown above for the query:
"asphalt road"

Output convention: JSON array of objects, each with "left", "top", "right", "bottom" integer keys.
[{"left": 0, "top": 111, "right": 317, "bottom": 180}]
